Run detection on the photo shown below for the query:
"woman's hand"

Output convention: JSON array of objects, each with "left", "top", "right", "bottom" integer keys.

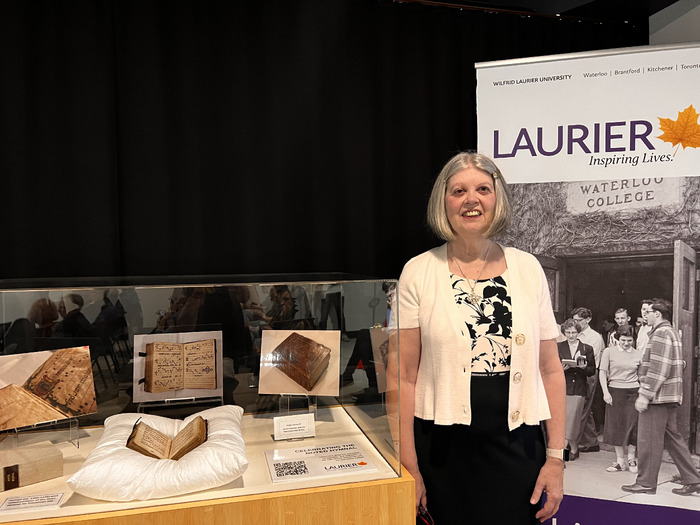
[
  {"left": 388, "top": 327, "right": 425, "bottom": 515},
  {"left": 531, "top": 457, "right": 564, "bottom": 522},
  {"left": 603, "top": 392, "right": 613, "bottom": 405},
  {"left": 410, "top": 468, "right": 428, "bottom": 515},
  {"left": 537, "top": 339, "right": 566, "bottom": 522}
]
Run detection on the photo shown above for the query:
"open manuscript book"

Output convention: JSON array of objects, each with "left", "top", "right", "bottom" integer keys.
[{"left": 126, "top": 415, "right": 208, "bottom": 461}]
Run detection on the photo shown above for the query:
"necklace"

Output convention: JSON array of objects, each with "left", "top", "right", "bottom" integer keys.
[{"left": 451, "top": 242, "right": 492, "bottom": 305}]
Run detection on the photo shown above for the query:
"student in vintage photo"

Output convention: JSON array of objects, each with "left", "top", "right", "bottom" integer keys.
[
  {"left": 571, "top": 307, "right": 605, "bottom": 454},
  {"left": 622, "top": 299, "right": 700, "bottom": 496},
  {"left": 558, "top": 318, "right": 595, "bottom": 461},
  {"left": 607, "top": 307, "right": 634, "bottom": 347},
  {"left": 599, "top": 324, "right": 642, "bottom": 474},
  {"left": 635, "top": 299, "right": 655, "bottom": 353},
  {"left": 395, "top": 152, "right": 565, "bottom": 524}
]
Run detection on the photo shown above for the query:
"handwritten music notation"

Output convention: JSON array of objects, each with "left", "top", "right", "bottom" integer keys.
[
  {"left": 23, "top": 346, "right": 97, "bottom": 416},
  {"left": 144, "top": 338, "right": 217, "bottom": 392},
  {"left": 186, "top": 353, "right": 215, "bottom": 363},
  {"left": 153, "top": 357, "right": 184, "bottom": 368}
]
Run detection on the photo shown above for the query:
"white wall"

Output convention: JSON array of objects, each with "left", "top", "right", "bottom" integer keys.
[{"left": 650, "top": 0, "right": 700, "bottom": 45}]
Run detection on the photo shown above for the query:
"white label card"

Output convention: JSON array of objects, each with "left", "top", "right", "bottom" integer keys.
[
  {"left": 0, "top": 492, "right": 65, "bottom": 512},
  {"left": 273, "top": 413, "right": 316, "bottom": 440}
]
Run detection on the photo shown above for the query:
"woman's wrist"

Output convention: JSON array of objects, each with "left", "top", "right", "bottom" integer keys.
[
  {"left": 546, "top": 441, "right": 566, "bottom": 450},
  {"left": 545, "top": 455, "right": 566, "bottom": 467},
  {"left": 401, "top": 457, "right": 421, "bottom": 473}
]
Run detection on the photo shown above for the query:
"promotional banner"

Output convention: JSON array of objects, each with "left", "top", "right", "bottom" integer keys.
[
  {"left": 476, "top": 43, "right": 700, "bottom": 183},
  {"left": 551, "top": 495, "right": 700, "bottom": 525},
  {"left": 477, "top": 44, "right": 700, "bottom": 525}
]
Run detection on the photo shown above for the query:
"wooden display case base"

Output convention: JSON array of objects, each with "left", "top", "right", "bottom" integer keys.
[
  {"left": 0, "top": 406, "right": 412, "bottom": 525},
  {"left": 6, "top": 473, "right": 414, "bottom": 525}
]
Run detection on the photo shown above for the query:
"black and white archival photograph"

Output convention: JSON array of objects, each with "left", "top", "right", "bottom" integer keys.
[{"left": 501, "top": 174, "right": 700, "bottom": 514}]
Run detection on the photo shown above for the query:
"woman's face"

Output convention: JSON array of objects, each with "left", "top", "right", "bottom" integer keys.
[
  {"left": 564, "top": 328, "right": 579, "bottom": 344},
  {"left": 444, "top": 167, "right": 496, "bottom": 239},
  {"left": 618, "top": 335, "right": 634, "bottom": 350}
]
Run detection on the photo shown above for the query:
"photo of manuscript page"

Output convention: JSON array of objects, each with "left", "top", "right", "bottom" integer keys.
[
  {"left": 146, "top": 342, "right": 185, "bottom": 392},
  {"left": 23, "top": 346, "right": 97, "bottom": 416},
  {"left": 0, "top": 346, "right": 97, "bottom": 432},
  {"left": 183, "top": 339, "right": 217, "bottom": 390},
  {"left": 133, "top": 330, "right": 223, "bottom": 403}
]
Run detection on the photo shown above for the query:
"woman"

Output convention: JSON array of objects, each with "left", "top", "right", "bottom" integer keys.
[
  {"left": 557, "top": 318, "right": 596, "bottom": 460},
  {"left": 396, "top": 152, "right": 565, "bottom": 524},
  {"left": 599, "top": 324, "right": 642, "bottom": 473}
]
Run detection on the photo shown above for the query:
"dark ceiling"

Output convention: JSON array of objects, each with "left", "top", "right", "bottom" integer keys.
[{"left": 399, "top": 1, "right": 682, "bottom": 24}]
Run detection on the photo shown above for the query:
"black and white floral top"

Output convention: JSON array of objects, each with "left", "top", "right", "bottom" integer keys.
[{"left": 451, "top": 270, "right": 513, "bottom": 376}]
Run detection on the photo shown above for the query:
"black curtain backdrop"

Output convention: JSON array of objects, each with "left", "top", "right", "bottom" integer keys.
[{"left": 1, "top": 0, "right": 646, "bottom": 281}]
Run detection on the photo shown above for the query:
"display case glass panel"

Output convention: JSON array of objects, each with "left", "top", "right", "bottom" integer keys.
[{"left": 0, "top": 276, "right": 402, "bottom": 522}]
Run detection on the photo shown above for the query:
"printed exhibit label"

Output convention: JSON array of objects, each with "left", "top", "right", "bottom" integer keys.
[
  {"left": 0, "top": 493, "right": 64, "bottom": 512},
  {"left": 273, "top": 413, "right": 316, "bottom": 440},
  {"left": 265, "top": 441, "right": 377, "bottom": 482}
]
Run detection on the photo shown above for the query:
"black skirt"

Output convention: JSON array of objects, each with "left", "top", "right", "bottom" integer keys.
[
  {"left": 414, "top": 374, "right": 546, "bottom": 525},
  {"left": 603, "top": 386, "right": 638, "bottom": 447}
]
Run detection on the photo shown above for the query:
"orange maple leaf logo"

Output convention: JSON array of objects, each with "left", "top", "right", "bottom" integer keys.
[{"left": 658, "top": 104, "right": 700, "bottom": 155}]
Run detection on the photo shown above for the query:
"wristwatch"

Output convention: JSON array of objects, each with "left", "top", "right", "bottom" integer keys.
[{"left": 546, "top": 448, "right": 569, "bottom": 462}]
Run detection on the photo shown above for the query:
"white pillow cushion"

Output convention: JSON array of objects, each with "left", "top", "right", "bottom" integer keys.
[{"left": 67, "top": 405, "right": 247, "bottom": 501}]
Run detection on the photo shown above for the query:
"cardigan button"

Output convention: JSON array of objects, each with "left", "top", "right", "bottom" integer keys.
[
  {"left": 513, "top": 372, "right": 522, "bottom": 383},
  {"left": 511, "top": 410, "right": 520, "bottom": 421},
  {"left": 515, "top": 334, "right": 526, "bottom": 345}
]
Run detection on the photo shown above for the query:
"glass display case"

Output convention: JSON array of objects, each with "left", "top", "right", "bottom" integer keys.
[{"left": 0, "top": 276, "right": 409, "bottom": 524}]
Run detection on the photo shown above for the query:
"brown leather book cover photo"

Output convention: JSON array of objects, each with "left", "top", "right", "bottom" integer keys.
[{"left": 259, "top": 330, "right": 340, "bottom": 396}]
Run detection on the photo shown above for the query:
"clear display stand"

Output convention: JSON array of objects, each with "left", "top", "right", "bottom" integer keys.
[
  {"left": 278, "top": 393, "right": 317, "bottom": 418},
  {"left": 5, "top": 417, "right": 80, "bottom": 449},
  {"left": 272, "top": 394, "right": 318, "bottom": 442}
]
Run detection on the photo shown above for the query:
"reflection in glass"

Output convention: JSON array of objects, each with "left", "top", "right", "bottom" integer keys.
[{"left": 0, "top": 279, "right": 400, "bottom": 475}]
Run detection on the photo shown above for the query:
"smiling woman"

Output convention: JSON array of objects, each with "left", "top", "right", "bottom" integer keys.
[
  {"left": 427, "top": 153, "right": 512, "bottom": 243},
  {"left": 396, "top": 151, "right": 566, "bottom": 524},
  {"left": 444, "top": 167, "right": 496, "bottom": 239}
]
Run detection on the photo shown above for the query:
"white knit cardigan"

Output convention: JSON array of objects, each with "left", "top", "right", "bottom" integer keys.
[{"left": 397, "top": 243, "right": 559, "bottom": 430}]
